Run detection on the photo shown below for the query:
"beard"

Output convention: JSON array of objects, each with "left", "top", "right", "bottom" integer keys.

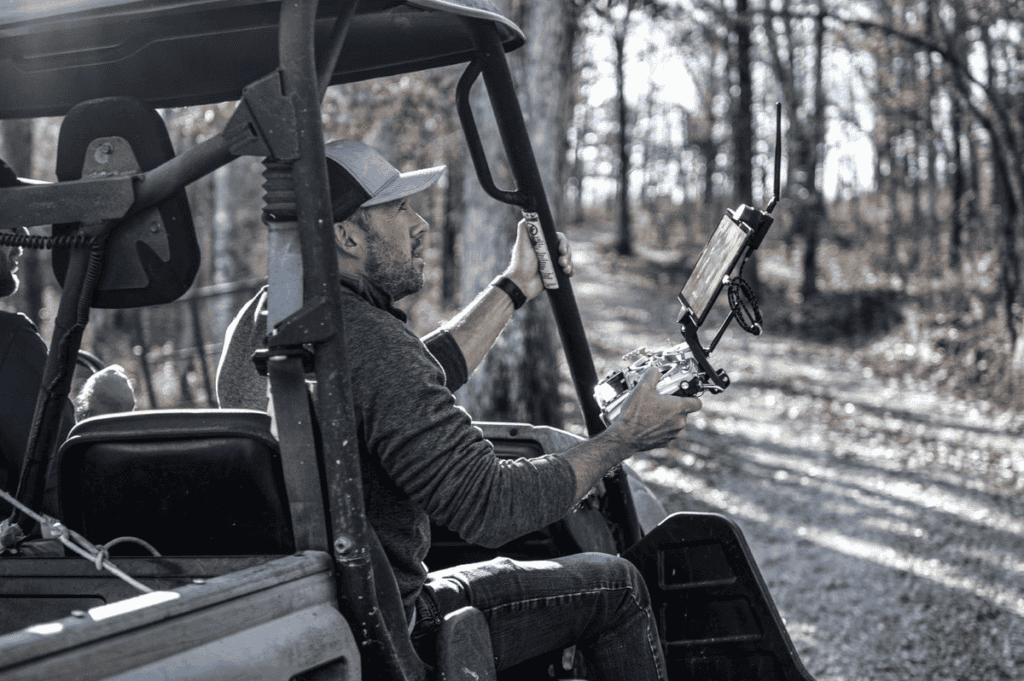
[
  {"left": 0, "top": 251, "right": 17, "bottom": 297},
  {"left": 0, "top": 270, "right": 18, "bottom": 298},
  {"left": 363, "top": 230, "right": 424, "bottom": 301}
]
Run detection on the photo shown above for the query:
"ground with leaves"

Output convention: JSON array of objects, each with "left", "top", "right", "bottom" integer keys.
[{"left": 566, "top": 227, "right": 1024, "bottom": 681}]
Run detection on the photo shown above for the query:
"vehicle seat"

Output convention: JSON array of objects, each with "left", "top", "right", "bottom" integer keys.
[
  {"left": 55, "top": 407, "right": 497, "bottom": 678},
  {"left": 54, "top": 409, "right": 294, "bottom": 556}
]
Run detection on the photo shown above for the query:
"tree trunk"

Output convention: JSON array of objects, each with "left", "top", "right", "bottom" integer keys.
[
  {"left": 440, "top": 149, "right": 464, "bottom": 309},
  {"left": 799, "top": 9, "right": 827, "bottom": 300},
  {"left": 731, "top": 0, "right": 753, "bottom": 209},
  {"left": 731, "top": 0, "right": 761, "bottom": 297},
  {"left": 949, "top": 97, "right": 965, "bottom": 271},
  {"left": 639, "top": 84, "right": 656, "bottom": 213},
  {"left": 700, "top": 138, "right": 716, "bottom": 207},
  {"left": 210, "top": 162, "right": 235, "bottom": 341},
  {"left": 0, "top": 119, "right": 43, "bottom": 326},
  {"left": 614, "top": 28, "right": 632, "bottom": 256},
  {"left": 571, "top": 105, "right": 590, "bottom": 224},
  {"left": 457, "top": 0, "right": 578, "bottom": 427},
  {"left": 763, "top": 0, "right": 827, "bottom": 297}
]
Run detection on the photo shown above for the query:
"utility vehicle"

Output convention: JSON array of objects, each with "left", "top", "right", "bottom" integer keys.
[{"left": 0, "top": 1, "right": 816, "bottom": 679}]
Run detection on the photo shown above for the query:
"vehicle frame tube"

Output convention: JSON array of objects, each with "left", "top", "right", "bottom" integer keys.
[
  {"left": 277, "top": 3, "right": 424, "bottom": 679},
  {"left": 461, "top": 18, "right": 643, "bottom": 549}
]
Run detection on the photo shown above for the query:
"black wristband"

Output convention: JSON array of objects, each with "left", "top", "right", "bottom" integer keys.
[{"left": 491, "top": 275, "right": 527, "bottom": 310}]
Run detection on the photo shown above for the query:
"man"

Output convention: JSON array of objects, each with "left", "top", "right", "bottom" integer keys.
[
  {"left": 0, "top": 225, "right": 56, "bottom": 517},
  {"left": 0, "top": 232, "right": 135, "bottom": 513},
  {"left": 218, "top": 140, "right": 702, "bottom": 679},
  {"left": 0, "top": 159, "right": 134, "bottom": 519}
]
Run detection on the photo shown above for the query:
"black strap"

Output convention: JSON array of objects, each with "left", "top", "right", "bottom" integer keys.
[
  {"left": 490, "top": 275, "right": 526, "bottom": 310},
  {"left": 267, "top": 354, "right": 329, "bottom": 552}
]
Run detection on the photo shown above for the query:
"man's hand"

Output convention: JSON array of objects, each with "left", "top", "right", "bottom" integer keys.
[
  {"left": 504, "top": 219, "right": 573, "bottom": 301},
  {"left": 442, "top": 220, "right": 573, "bottom": 377},
  {"left": 559, "top": 367, "right": 701, "bottom": 503},
  {"left": 605, "top": 367, "right": 702, "bottom": 452}
]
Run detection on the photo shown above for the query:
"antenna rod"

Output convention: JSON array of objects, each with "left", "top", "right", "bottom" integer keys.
[{"left": 766, "top": 101, "right": 782, "bottom": 214}]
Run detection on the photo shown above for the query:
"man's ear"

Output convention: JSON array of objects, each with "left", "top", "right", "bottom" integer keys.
[{"left": 334, "top": 220, "right": 365, "bottom": 259}]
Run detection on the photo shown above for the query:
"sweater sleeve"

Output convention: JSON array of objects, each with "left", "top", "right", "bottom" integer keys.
[
  {"left": 421, "top": 328, "right": 468, "bottom": 391},
  {"left": 0, "top": 313, "right": 74, "bottom": 504},
  {"left": 0, "top": 314, "right": 49, "bottom": 474},
  {"left": 352, "top": 314, "right": 577, "bottom": 549}
]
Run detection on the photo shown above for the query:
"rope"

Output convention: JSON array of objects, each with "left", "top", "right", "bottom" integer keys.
[
  {"left": 93, "top": 537, "right": 162, "bottom": 571},
  {"left": 0, "top": 486, "right": 155, "bottom": 594}
]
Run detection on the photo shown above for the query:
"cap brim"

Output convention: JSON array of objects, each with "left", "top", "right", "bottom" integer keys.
[{"left": 362, "top": 165, "right": 446, "bottom": 207}]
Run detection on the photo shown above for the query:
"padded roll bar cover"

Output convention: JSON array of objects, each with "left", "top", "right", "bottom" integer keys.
[
  {"left": 51, "top": 96, "right": 200, "bottom": 308},
  {"left": 623, "top": 512, "right": 816, "bottom": 681},
  {"left": 55, "top": 409, "right": 294, "bottom": 556}
]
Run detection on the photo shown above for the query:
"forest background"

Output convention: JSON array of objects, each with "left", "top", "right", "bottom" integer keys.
[{"left": 0, "top": 0, "right": 1022, "bottom": 428}]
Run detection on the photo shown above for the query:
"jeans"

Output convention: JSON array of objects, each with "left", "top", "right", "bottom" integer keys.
[{"left": 411, "top": 553, "right": 667, "bottom": 680}]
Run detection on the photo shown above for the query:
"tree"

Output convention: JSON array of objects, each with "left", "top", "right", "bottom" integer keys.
[
  {"left": 731, "top": 0, "right": 762, "bottom": 296},
  {"left": 684, "top": 39, "right": 728, "bottom": 210},
  {"left": 839, "top": 0, "right": 1024, "bottom": 385},
  {"left": 588, "top": 0, "right": 663, "bottom": 256},
  {"left": 765, "top": 0, "right": 829, "bottom": 299},
  {"left": 458, "top": 0, "right": 581, "bottom": 427}
]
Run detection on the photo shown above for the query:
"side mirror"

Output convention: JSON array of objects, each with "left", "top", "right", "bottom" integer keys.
[{"left": 51, "top": 97, "right": 200, "bottom": 308}]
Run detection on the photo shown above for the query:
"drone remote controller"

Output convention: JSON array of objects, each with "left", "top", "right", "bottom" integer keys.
[
  {"left": 594, "top": 344, "right": 729, "bottom": 423},
  {"left": 595, "top": 104, "right": 784, "bottom": 424}
]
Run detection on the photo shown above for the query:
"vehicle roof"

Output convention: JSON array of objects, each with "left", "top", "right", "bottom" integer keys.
[{"left": 0, "top": 0, "right": 524, "bottom": 119}]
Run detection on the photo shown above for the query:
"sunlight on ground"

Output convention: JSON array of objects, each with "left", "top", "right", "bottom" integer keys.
[
  {"left": 804, "top": 528, "right": 1024, "bottom": 619},
  {"left": 693, "top": 388, "right": 1024, "bottom": 490},
  {"left": 631, "top": 457, "right": 1024, "bottom": 619},
  {"left": 740, "top": 448, "right": 1024, "bottom": 535},
  {"left": 954, "top": 545, "right": 1024, "bottom": 576}
]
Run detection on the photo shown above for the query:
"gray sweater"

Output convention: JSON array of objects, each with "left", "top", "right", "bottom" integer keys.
[{"left": 217, "top": 276, "right": 577, "bottom": 616}]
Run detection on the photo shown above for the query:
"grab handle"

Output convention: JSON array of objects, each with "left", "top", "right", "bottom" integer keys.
[{"left": 456, "top": 60, "right": 532, "bottom": 211}]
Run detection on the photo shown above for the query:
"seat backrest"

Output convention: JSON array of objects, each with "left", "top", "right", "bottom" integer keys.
[
  {"left": 55, "top": 409, "right": 294, "bottom": 556},
  {"left": 52, "top": 95, "right": 200, "bottom": 309}
]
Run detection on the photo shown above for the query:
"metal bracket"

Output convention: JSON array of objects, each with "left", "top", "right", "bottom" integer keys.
[
  {"left": 80, "top": 137, "right": 172, "bottom": 290},
  {"left": 0, "top": 178, "right": 135, "bottom": 231},
  {"left": 223, "top": 70, "right": 300, "bottom": 160},
  {"left": 253, "top": 296, "right": 336, "bottom": 375},
  {"left": 680, "top": 314, "right": 731, "bottom": 391},
  {"left": 733, "top": 204, "right": 774, "bottom": 251}
]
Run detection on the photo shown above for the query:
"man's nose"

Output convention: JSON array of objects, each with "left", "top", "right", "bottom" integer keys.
[{"left": 411, "top": 211, "right": 429, "bottom": 238}]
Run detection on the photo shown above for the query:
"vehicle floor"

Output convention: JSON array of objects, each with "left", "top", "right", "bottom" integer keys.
[{"left": 564, "top": 225, "right": 1024, "bottom": 681}]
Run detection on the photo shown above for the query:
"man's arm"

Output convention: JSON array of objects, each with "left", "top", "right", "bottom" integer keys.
[
  {"left": 442, "top": 219, "right": 573, "bottom": 375},
  {"left": 555, "top": 367, "right": 703, "bottom": 504}
]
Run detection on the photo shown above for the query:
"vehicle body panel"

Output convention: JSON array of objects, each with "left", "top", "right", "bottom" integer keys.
[{"left": 0, "top": 552, "right": 359, "bottom": 680}]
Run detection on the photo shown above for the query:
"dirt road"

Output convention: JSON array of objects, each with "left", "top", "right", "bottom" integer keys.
[{"left": 569, "top": 229, "right": 1024, "bottom": 681}]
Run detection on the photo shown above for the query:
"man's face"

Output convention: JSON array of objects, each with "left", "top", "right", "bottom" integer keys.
[
  {"left": 0, "top": 228, "right": 22, "bottom": 298},
  {"left": 359, "top": 198, "right": 430, "bottom": 300}
]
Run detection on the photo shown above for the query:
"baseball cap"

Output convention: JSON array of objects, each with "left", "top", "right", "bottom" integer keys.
[{"left": 325, "top": 140, "right": 446, "bottom": 217}]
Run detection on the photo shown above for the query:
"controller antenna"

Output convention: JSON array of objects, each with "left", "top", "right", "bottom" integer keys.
[{"left": 765, "top": 101, "right": 783, "bottom": 215}]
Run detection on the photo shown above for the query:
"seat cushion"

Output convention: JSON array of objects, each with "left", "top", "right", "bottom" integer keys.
[{"left": 57, "top": 409, "right": 294, "bottom": 556}]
